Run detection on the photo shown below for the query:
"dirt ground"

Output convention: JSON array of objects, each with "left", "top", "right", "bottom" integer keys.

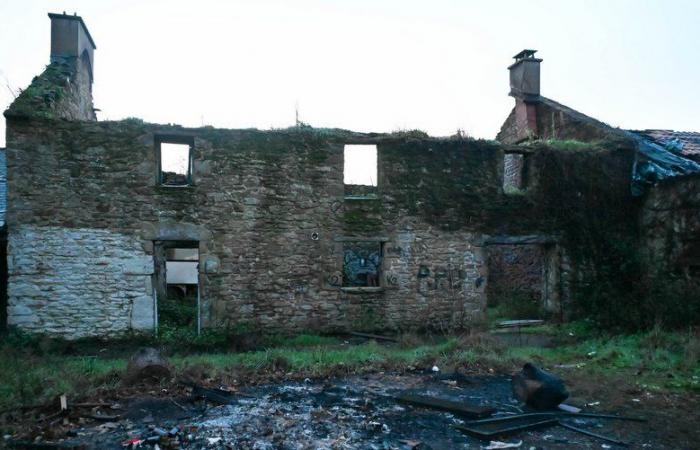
[{"left": 2, "top": 368, "right": 698, "bottom": 449}]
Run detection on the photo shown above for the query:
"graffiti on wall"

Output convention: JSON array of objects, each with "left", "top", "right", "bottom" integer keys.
[
  {"left": 343, "top": 242, "right": 382, "bottom": 287},
  {"left": 417, "top": 265, "right": 467, "bottom": 293}
]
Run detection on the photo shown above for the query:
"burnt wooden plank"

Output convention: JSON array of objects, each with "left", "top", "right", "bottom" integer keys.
[
  {"left": 348, "top": 331, "right": 397, "bottom": 342},
  {"left": 395, "top": 393, "right": 495, "bottom": 418},
  {"left": 455, "top": 416, "right": 558, "bottom": 438}
]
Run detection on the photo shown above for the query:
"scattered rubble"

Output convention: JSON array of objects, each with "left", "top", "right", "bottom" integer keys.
[{"left": 1, "top": 371, "right": 650, "bottom": 449}]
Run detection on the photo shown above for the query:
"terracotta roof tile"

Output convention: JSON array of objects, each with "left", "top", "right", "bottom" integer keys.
[{"left": 627, "top": 129, "right": 700, "bottom": 157}]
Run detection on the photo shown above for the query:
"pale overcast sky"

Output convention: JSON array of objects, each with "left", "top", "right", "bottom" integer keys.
[{"left": 1, "top": 0, "right": 699, "bottom": 147}]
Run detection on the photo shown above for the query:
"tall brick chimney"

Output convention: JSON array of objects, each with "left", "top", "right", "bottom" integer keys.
[{"left": 508, "top": 50, "right": 542, "bottom": 141}]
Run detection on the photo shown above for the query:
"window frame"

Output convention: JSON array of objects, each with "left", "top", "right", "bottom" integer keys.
[
  {"left": 155, "top": 134, "right": 195, "bottom": 187},
  {"left": 340, "top": 239, "right": 385, "bottom": 289}
]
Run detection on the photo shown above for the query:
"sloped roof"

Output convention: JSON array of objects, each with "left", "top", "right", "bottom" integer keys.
[
  {"left": 535, "top": 97, "right": 700, "bottom": 157},
  {"left": 0, "top": 149, "right": 5, "bottom": 227},
  {"left": 627, "top": 129, "right": 700, "bottom": 158},
  {"left": 539, "top": 97, "right": 623, "bottom": 137}
]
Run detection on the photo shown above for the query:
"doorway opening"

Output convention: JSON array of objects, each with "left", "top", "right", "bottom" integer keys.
[
  {"left": 153, "top": 241, "right": 200, "bottom": 333},
  {"left": 485, "top": 241, "right": 562, "bottom": 321}
]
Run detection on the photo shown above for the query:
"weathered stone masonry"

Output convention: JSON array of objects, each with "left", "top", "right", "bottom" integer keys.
[{"left": 7, "top": 116, "right": 542, "bottom": 338}]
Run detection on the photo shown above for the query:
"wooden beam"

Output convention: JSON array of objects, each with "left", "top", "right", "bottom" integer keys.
[{"left": 395, "top": 393, "right": 495, "bottom": 419}]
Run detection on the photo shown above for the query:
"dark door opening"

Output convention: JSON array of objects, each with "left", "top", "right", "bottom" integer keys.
[
  {"left": 486, "top": 244, "right": 546, "bottom": 319},
  {"left": 485, "top": 241, "right": 562, "bottom": 321},
  {"left": 154, "top": 241, "right": 200, "bottom": 333}
]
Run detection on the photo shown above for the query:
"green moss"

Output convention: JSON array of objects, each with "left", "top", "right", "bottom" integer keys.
[
  {"left": 7, "top": 62, "right": 74, "bottom": 118},
  {"left": 342, "top": 201, "right": 383, "bottom": 232},
  {"left": 539, "top": 139, "right": 599, "bottom": 151},
  {"left": 390, "top": 129, "right": 430, "bottom": 139},
  {"left": 503, "top": 185, "right": 527, "bottom": 196}
]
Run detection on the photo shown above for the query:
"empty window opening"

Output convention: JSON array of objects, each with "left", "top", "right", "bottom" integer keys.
[
  {"left": 343, "top": 241, "right": 383, "bottom": 287},
  {"left": 154, "top": 241, "right": 199, "bottom": 331},
  {"left": 156, "top": 136, "right": 193, "bottom": 186},
  {"left": 503, "top": 153, "right": 525, "bottom": 193},
  {"left": 344, "top": 145, "right": 377, "bottom": 186}
]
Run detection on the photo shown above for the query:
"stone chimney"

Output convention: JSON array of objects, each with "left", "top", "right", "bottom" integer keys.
[
  {"left": 49, "top": 12, "right": 96, "bottom": 81},
  {"left": 508, "top": 50, "right": 542, "bottom": 141},
  {"left": 508, "top": 50, "right": 541, "bottom": 101},
  {"left": 46, "top": 12, "right": 97, "bottom": 120}
]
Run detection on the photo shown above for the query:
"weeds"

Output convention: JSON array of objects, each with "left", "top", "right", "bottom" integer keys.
[{"left": 1, "top": 327, "right": 698, "bottom": 412}]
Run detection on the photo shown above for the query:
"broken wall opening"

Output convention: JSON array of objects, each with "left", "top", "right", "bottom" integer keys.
[
  {"left": 154, "top": 240, "right": 200, "bottom": 332},
  {"left": 344, "top": 144, "right": 378, "bottom": 198},
  {"left": 156, "top": 135, "right": 194, "bottom": 186}
]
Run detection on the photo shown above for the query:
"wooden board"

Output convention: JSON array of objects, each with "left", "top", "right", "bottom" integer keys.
[{"left": 395, "top": 393, "right": 495, "bottom": 419}]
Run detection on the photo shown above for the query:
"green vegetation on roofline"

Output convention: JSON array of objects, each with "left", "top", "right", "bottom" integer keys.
[
  {"left": 507, "top": 139, "right": 613, "bottom": 152},
  {"left": 6, "top": 62, "right": 74, "bottom": 119}
]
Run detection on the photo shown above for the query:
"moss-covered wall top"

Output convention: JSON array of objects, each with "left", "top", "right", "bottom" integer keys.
[
  {"left": 5, "top": 58, "right": 96, "bottom": 121},
  {"left": 4, "top": 118, "right": 640, "bottom": 238}
]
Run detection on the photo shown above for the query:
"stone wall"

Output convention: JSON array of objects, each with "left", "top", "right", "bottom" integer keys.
[
  {"left": 5, "top": 111, "right": 645, "bottom": 338},
  {"left": 641, "top": 174, "right": 700, "bottom": 283},
  {"left": 7, "top": 226, "right": 152, "bottom": 338},
  {"left": 6, "top": 119, "right": 530, "bottom": 338}
]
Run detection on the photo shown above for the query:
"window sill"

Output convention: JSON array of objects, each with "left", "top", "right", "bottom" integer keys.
[
  {"left": 156, "top": 185, "right": 196, "bottom": 190},
  {"left": 344, "top": 194, "right": 380, "bottom": 201},
  {"left": 341, "top": 286, "right": 384, "bottom": 294},
  {"left": 155, "top": 185, "right": 197, "bottom": 195}
]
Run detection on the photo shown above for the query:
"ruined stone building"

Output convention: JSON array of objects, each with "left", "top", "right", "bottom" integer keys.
[{"left": 2, "top": 16, "right": 698, "bottom": 339}]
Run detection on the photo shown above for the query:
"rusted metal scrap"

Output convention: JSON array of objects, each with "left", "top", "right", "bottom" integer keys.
[
  {"left": 558, "top": 421, "right": 630, "bottom": 447},
  {"left": 456, "top": 412, "right": 643, "bottom": 446},
  {"left": 455, "top": 413, "right": 559, "bottom": 438}
]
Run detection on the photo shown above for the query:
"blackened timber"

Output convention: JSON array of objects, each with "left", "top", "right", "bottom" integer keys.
[
  {"left": 395, "top": 393, "right": 495, "bottom": 418},
  {"left": 454, "top": 413, "right": 559, "bottom": 438}
]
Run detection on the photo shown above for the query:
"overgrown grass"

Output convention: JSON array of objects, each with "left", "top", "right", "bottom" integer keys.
[
  {"left": 0, "top": 332, "right": 461, "bottom": 411},
  {"left": 507, "top": 327, "right": 700, "bottom": 391},
  {"left": 1, "top": 327, "right": 698, "bottom": 413},
  {"left": 503, "top": 185, "right": 527, "bottom": 196},
  {"left": 0, "top": 352, "right": 125, "bottom": 412}
]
